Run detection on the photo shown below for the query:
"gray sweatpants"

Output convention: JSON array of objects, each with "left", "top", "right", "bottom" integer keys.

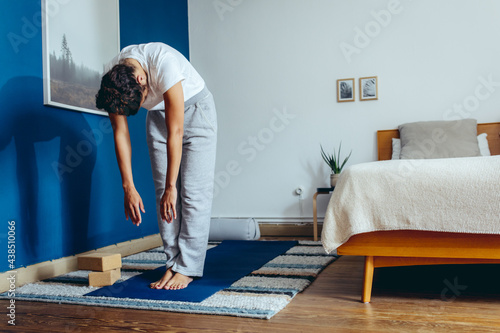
[{"left": 146, "top": 87, "right": 217, "bottom": 277}]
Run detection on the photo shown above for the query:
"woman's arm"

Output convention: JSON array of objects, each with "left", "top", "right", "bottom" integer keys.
[
  {"left": 160, "top": 81, "right": 184, "bottom": 223},
  {"left": 109, "top": 113, "right": 145, "bottom": 226}
]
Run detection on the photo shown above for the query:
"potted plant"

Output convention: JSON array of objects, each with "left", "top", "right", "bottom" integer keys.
[{"left": 320, "top": 142, "right": 352, "bottom": 187}]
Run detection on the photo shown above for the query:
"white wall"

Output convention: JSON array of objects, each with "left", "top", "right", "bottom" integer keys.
[{"left": 188, "top": 0, "right": 500, "bottom": 220}]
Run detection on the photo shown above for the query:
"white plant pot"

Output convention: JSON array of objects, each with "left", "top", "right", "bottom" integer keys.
[{"left": 330, "top": 173, "right": 340, "bottom": 187}]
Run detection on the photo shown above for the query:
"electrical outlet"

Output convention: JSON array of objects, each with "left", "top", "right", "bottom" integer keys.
[{"left": 295, "top": 187, "right": 304, "bottom": 196}]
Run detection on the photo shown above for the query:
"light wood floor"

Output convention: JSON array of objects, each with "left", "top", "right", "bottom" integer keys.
[{"left": 2, "top": 250, "right": 500, "bottom": 332}]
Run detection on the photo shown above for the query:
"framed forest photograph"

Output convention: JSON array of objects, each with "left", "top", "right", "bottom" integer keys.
[{"left": 42, "top": 0, "right": 120, "bottom": 116}]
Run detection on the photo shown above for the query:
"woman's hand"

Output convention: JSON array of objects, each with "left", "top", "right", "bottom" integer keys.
[
  {"left": 124, "top": 186, "right": 145, "bottom": 226},
  {"left": 160, "top": 186, "right": 178, "bottom": 223}
]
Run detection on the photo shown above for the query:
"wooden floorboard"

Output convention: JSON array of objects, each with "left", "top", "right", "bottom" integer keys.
[{"left": 2, "top": 252, "right": 500, "bottom": 332}]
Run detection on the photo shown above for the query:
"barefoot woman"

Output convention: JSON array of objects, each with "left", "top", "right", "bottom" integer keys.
[{"left": 96, "top": 42, "right": 217, "bottom": 290}]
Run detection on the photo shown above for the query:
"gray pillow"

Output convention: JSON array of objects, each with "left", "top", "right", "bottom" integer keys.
[{"left": 399, "top": 119, "right": 480, "bottom": 159}]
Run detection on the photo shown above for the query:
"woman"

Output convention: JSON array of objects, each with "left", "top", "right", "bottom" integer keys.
[{"left": 96, "top": 42, "right": 217, "bottom": 290}]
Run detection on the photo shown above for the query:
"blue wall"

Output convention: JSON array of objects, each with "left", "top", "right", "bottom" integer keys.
[{"left": 0, "top": 0, "right": 189, "bottom": 272}]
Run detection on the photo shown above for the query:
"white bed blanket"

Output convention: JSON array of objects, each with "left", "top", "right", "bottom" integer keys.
[{"left": 321, "top": 156, "right": 500, "bottom": 254}]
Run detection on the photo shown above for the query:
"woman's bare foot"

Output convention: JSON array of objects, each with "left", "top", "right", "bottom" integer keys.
[
  {"left": 149, "top": 267, "right": 174, "bottom": 289},
  {"left": 166, "top": 272, "right": 193, "bottom": 290}
]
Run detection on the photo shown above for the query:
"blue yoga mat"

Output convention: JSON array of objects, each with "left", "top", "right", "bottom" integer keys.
[{"left": 84, "top": 240, "right": 297, "bottom": 302}]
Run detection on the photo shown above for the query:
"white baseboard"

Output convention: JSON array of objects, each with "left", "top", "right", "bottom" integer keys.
[
  {"left": 210, "top": 218, "right": 323, "bottom": 237},
  {"left": 213, "top": 217, "right": 324, "bottom": 224},
  {"left": 0, "top": 234, "right": 162, "bottom": 294},
  {"left": 259, "top": 223, "right": 323, "bottom": 237}
]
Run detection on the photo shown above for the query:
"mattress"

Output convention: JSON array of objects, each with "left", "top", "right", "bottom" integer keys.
[{"left": 321, "top": 156, "right": 500, "bottom": 253}]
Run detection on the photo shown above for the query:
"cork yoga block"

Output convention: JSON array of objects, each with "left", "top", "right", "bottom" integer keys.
[
  {"left": 78, "top": 253, "right": 122, "bottom": 272},
  {"left": 88, "top": 268, "right": 121, "bottom": 287}
]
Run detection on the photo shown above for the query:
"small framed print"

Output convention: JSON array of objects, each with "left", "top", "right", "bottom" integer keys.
[
  {"left": 337, "top": 78, "right": 355, "bottom": 102},
  {"left": 359, "top": 76, "right": 378, "bottom": 101}
]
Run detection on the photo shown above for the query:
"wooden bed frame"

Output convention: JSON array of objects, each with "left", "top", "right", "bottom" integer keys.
[{"left": 337, "top": 122, "right": 500, "bottom": 303}]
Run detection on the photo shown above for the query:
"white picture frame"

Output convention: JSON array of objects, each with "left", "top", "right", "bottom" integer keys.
[{"left": 42, "top": 0, "right": 120, "bottom": 116}]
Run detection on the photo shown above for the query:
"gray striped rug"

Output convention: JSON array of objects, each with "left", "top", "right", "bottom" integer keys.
[{"left": 0, "top": 241, "right": 338, "bottom": 319}]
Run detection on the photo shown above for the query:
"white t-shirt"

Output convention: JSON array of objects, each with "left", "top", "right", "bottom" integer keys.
[{"left": 106, "top": 42, "right": 205, "bottom": 111}]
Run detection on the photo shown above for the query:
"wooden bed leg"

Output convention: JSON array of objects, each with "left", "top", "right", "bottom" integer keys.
[{"left": 362, "top": 256, "right": 374, "bottom": 303}]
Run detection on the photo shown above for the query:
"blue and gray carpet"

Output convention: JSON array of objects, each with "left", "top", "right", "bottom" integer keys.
[{"left": 0, "top": 240, "right": 338, "bottom": 319}]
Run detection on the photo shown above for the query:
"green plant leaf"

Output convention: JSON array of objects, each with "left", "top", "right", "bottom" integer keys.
[
  {"left": 337, "top": 141, "right": 342, "bottom": 168},
  {"left": 340, "top": 150, "right": 353, "bottom": 171},
  {"left": 321, "top": 142, "right": 352, "bottom": 174}
]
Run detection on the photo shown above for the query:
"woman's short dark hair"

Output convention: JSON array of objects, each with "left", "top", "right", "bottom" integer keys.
[{"left": 95, "top": 63, "right": 145, "bottom": 116}]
